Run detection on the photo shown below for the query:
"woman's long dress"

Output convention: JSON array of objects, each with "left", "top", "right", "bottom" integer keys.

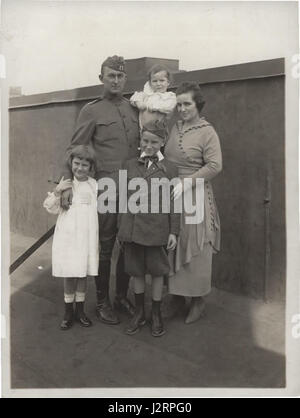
[{"left": 164, "top": 118, "right": 222, "bottom": 296}]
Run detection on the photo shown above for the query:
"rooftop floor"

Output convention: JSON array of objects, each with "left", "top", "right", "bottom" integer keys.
[{"left": 6, "top": 232, "right": 285, "bottom": 394}]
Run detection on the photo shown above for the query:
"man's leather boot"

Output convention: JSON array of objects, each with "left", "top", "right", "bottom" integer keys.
[{"left": 114, "top": 249, "right": 135, "bottom": 317}]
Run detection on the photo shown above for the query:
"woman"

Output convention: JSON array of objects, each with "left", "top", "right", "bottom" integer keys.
[{"left": 164, "top": 81, "right": 222, "bottom": 324}]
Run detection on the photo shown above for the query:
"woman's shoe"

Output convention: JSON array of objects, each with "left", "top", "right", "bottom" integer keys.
[
  {"left": 75, "top": 302, "right": 93, "bottom": 327},
  {"left": 185, "top": 297, "right": 205, "bottom": 324},
  {"left": 125, "top": 293, "right": 146, "bottom": 335},
  {"left": 151, "top": 300, "right": 166, "bottom": 337},
  {"left": 60, "top": 302, "right": 74, "bottom": 330}
]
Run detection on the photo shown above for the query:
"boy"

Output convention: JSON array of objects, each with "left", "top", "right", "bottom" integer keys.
[{"left": 117, "top": 122, "right": 180, "bottom": 337}]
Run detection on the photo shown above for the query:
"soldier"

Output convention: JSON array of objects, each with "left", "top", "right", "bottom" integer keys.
[{"left": 61, "top": 55, "right": 140, "bottom": 325}]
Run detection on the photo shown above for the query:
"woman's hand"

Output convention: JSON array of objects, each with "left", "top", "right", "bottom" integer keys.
[{"left": 167, "top": 234, "right": 177, "bottom": 251}]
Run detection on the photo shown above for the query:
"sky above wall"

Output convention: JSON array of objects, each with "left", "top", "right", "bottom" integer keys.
[{"left": 1, "top": 0, "right": 298, "bottom": 95}]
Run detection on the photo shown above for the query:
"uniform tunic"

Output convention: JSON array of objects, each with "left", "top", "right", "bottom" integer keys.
[
  {"left": 43, "top": 177, "right": 99, "bottom": 278},
  {"left": 164, "top": 118, "right": 222, "bottom": 297},
  {"left": 61, "top": 93, "right": 140, "bottom": 244}
]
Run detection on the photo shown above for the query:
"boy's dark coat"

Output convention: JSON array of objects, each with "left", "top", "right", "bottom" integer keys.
[{"left": 118, "top": 158, "right": 181, "bottom": 246}]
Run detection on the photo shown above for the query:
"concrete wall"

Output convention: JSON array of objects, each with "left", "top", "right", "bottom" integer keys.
[{"left": 9, "top": 58, "right": 285, "bottom": 302}]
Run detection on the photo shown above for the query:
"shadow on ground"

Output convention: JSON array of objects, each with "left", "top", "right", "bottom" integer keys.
[{"left": 9, "top": 235, "right": 285, "bottom": 389}]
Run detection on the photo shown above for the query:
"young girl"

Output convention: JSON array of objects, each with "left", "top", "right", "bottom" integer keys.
[
  {"left": 130, "top": 64, "right": 177, "bottom": 132},
  {"left": 43, "top": 145, "right": 98, "bottom": 330}
]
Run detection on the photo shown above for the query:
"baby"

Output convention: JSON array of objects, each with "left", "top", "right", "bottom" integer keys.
[{"left": 130, "top": 64, "right": 177, "bottom": 132}]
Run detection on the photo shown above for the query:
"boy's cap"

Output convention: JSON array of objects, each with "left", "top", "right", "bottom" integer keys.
[
  {"left": 141, "top": 120, "right": 167, "bottom": 140},
  {"left": 102, "top": 55, "right": 126, "bottom": 73}
]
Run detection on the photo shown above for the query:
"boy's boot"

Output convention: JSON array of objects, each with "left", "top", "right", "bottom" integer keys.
[
  {"left": 60, "top": 302, "right": 74, "bottom": 330},
  {"left": 75, "top": 302, "right": 92, "bottom": 327},
  {"left": 151, "top": 300, "right": 166, "bottom": 337},
  {"left": 185, "top": 297, "right": 205, "bottom": 324},
  {"left": 125, "top": 293, "right": 146, "bottom": 335},
  {"left": 95, "top": 262, "right": 119, "bottom": 325},
  {"left": 114, "top": 250, "right": 135, "bottom": 317}
]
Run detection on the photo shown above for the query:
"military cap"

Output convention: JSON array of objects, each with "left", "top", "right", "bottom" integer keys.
[
  {"left": 101, "top": 55, "right": 126, "bottom": 73},
  {"left": 141, "top": 119, "right": 167, "bottom": 140}
]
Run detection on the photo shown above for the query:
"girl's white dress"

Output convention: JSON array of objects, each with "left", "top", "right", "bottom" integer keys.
[
  {"left": 130, "top": 81, "right": 176, "bottom": 129},
  {"left": 43, "top": 177, "right": 99, "bottom": 278}
]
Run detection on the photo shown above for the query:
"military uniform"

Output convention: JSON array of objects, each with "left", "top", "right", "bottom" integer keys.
[
  {"left": 62, "top": 57, "right": 140, "bottom": 324},
  {"left": 65, "top": 95, "right": 140, "bottom": 180},
  {"left": 63, "top": 95, "right": 140, "bottom": 241}
]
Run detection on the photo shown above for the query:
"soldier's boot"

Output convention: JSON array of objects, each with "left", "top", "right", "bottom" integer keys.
[
  {"left": 95, "top": 263, "right": 119, "bottom": 325},
  {"left": 114, "top": 248, "right": 135, "bottom": 317}
]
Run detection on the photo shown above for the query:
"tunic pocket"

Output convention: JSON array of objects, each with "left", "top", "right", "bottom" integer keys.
[{"left": 95, "top": 119, "right": 118, "bottom": 141}]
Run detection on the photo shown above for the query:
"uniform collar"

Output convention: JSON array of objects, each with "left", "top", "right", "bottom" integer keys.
[{"left": 102, "top": 91, "right": 124, "bottom": 103}]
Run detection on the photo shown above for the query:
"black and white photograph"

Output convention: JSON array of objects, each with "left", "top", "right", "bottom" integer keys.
[{"left": 1, "top": 0, "right": 300, "bottom": 398}]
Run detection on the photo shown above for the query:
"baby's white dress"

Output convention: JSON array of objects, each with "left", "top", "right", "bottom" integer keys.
[
  {"left": 43, "top": 177, "right": 99, "bottom": 278},
  {"left": 130, "top": 81, "right": 176, "bottom": 129}
]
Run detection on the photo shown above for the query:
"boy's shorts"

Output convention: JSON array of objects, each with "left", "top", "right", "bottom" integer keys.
[{"left": 124, "top": 242, "right": 170, "bottom": 277}]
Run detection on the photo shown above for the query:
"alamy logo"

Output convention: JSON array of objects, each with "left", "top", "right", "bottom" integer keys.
[{"left": 97, "top": 170, "right": 204, "bottom": 225}]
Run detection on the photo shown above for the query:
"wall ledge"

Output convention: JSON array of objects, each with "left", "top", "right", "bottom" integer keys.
[{"left": 9, "top": 58, "right": 284, "bottom": 110}]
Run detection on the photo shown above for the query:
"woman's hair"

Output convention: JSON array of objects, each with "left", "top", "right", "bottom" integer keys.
[
  {"left": 148, "top": 64, "right": 173, "bottom": 83},
  {"left": 176, "top": 81, "right": 206, "bottom": 113},
  {"left": 66, "top": 145, "right": 97, "bottom": 174}
]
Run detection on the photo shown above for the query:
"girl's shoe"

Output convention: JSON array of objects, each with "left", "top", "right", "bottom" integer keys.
[
  {"left": 75, "top": 302, "right": 92, "bottom": 327},
  {"left": 60, "top": 302, "right": 74, "bottom": 330},
  {"left": 151, "top": 300, "right": 166, "bottom": 337},
  {"left": 185, "top": 297, "right": 205, "bottom": 324}
]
